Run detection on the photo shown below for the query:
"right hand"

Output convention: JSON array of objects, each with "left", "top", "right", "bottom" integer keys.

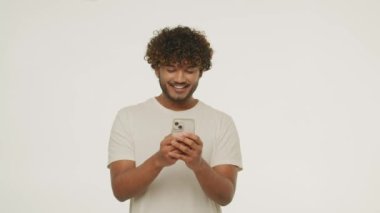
[{"left": 155, "top": 134, "right": 182, "bottom": 168}]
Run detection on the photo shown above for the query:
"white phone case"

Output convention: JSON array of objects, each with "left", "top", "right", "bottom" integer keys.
[{"left": 171, "top": 118, "right": 195, "bottom": 134}]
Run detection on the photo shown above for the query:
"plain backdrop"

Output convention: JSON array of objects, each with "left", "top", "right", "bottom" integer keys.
[{"left": 1, "top": 0, "right": 379, "bottom": 212}]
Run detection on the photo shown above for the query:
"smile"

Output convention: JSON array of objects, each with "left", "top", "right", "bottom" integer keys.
[
  {"left": 169, "top": 82, "right": 189, "bottom": 89},
  {"left": 169, "top": 83, "right": 190, "bottom": 93},
  {"left": 173, "top": 84, "right": 187, "bottom": 89}
]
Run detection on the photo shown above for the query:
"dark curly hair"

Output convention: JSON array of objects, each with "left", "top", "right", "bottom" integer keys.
[{"left": 145, "top": 26, "right": 213, "bottom": 72}]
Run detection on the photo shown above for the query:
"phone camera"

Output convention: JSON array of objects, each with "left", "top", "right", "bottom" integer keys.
[{"left": 174, "top": 121, "right": 182, "bottom": 129}]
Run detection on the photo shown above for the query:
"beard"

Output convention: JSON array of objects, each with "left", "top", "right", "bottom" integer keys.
[{"left": 158, "top": 78, "right": 199, "bottom": 103}]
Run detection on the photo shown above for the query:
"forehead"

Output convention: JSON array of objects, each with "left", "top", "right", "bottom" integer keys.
[{"left": 163, "top": 61, "right": 199, "bottom": 69}]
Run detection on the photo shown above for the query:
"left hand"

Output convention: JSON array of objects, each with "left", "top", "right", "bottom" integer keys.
[{"left": 168, "top": 132, "right": 204, "bottom": 171}]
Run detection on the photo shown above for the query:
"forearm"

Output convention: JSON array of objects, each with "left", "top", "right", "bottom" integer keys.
[
  {"left": 112, "top": 153, "right": 163, "bottom": 201},
  {"left": 193, "top": 160, "right": 236, "bottom": 206}
]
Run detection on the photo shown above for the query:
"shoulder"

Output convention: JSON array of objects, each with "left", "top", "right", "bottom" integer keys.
[
  {"left": 198, "top": 101, "right": 234, "bottom": 121},
  {"left": 116, "top": 98, "right": 155, "bottom": 116}
]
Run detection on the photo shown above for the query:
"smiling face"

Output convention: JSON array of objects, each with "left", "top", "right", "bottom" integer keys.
[{"left": 155, "top": 63, "right": 201, "bottom": 109}]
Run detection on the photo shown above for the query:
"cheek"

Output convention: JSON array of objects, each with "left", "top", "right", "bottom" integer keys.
[
  {"left": 188, "top": 75, "right": 200, "bottom": 83},
  {"left": 158, "top": 74, "right": 170, "bottom": 82}
]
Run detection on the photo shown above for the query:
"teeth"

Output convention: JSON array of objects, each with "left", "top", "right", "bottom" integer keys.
[{"left": 174, "top": 85, "right": 186, "bottom": 89}]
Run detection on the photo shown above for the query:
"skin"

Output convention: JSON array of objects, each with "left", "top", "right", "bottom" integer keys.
[{"left": 109, "top": 63, "right": 239, "bottom": 206}]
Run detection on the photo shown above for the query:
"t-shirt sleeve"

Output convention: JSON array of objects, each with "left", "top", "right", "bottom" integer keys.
[
  {"left": 211, "top": 114, "right": 243, "bottom": 170},
  {"left": 107, "top": 109, "right": 135, "bottom": 167}
]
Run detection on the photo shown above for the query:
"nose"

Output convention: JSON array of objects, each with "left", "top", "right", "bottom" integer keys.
[{"left": 174, "top": 70, "right": 186, "bottom": 83}]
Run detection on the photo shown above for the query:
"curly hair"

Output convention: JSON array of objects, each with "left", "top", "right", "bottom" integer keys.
[{"left": 145, "top": 26, "right": 213, "bottom": 72}]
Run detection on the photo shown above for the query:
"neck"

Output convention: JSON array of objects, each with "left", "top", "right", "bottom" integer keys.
[{"left": 155, "top": 94, "right": 198, "bottom": 111}]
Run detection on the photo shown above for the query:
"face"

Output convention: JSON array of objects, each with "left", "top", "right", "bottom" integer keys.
[{"left": 155, "top": 63, "right": 201, "bottom": 104}]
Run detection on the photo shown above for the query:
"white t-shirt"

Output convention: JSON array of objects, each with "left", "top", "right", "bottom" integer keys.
[{"left": 108, "top": 98, "right": 243, "bottom": 213}]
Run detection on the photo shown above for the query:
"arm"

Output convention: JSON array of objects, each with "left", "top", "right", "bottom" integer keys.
[
  {"left": 109, "top": 135, "right": 179, "bottom": 201},
  {"left": 169, "top": 133, "right": 239, "bottom": 206},
  {"left": 194, "top": 162, "right": 238, "bottom": 206}
]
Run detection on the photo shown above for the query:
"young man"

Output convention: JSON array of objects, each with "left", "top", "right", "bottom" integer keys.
[{"left": 108, "top": 26, "right": 242, "bottom": 213}]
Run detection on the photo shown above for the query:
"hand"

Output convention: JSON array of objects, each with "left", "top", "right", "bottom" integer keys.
[
  {"left": 155, "top": 134, "right": 182, "bottom": 168},
  {"left": 169, "top": 132, "right": 204, "bottom": 171}
]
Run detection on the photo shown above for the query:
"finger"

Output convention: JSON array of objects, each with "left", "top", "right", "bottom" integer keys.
[
  {"left": 172, "top": 133, "right": 200, "bottom": 147},
  {"left": 171, "top": 140, "right": 192, "bottom": 154},
  {"left": 167, "top": 145, "right": 178, "bottom": 152},
  {"left": 169, "top": 151, "right": 188, "bottom": 161},
  {"left": 171, "top": 133, "right": 186, "bottom": 141},
  {"left": 162, "top": 136, "right": 174, "bottom": 146},
  {"left": 182, "top": 133, "right": 202, "bottom": 146},
  {"left": 174, "top": 136, "right": 196, "bottom": 148},
  {"left": 168, "top": 150, "right": 183, "bottom": 159},
  {"left": 171, "top": 148, "right": 185, "bottom": 155}
]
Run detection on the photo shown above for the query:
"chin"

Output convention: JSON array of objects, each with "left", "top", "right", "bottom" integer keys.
[
  {"left": 167, "top": 90, "right": 192, "bottom": 102},
  {"left": 168, "top": 95, "right": 191, "bottom": 103}
]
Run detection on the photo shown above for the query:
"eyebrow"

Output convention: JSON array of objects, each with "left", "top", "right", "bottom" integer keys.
[{"left": 163, "top": 63, "right": 199, "bottom": 69}]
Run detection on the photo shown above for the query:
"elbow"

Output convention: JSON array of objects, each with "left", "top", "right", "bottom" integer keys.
[
  {"left": 215, "top": 192, "right": 234, "bottom": 206},
  {"left": 112, "top": 185, "right": 132, "bottom": 202},
  {"left": 113, "top": 191, "right": 130, "bottom": 202},
  {"left": 115, "top": 196, "right": 129, "bottom": 202},
  {"left": 216, "top": 184, "right": 236, "bottom": 206},
  {"left": 112, "top": 185, "right": 146, "bottom": 202},
  {"left": 218, "top": 196, "right": 233, "bottom": 206},
  {"left": 113, "top": 192, "right": 130, "bottom": 202},
  {"left": 116, "top": 197, "right": 127, "bottom": 202}
]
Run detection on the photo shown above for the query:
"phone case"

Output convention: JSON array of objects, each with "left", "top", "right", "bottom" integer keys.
[{"left": 171, "top": 118, "right": 195, "bottom": 134}]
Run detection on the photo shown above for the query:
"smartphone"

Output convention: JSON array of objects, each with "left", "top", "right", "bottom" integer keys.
[{"left": 171, "top": 118, "right": 195, "bottom": 134}]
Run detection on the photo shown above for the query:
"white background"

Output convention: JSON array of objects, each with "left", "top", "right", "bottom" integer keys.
[{"left": 1, "top": 0, "right": 379, "bottom": 212}]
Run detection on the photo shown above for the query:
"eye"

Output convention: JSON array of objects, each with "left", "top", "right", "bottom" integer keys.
[
  {"left": 165, "top": 67, "right": 176, "bottom": 72},
  {"left": 186, "top": 67, "right": 199, "bottom": 73}
]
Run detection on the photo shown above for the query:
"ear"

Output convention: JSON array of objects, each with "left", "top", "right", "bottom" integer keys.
[{"left": 154, "top": 69, "right": 160, "bottom": 78}]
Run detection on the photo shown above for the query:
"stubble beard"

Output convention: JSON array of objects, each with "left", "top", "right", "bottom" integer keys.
[{"left": 159, "top": 78, "right": 199, "bottom": 104}]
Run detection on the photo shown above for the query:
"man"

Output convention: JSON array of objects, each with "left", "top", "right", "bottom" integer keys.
[{"left": 108, "top": 26, "right": 242, "bottom": 213}]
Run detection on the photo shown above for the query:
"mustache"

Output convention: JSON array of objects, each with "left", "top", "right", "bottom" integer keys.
[{"left": 168, "top": 82, "right": 189, "bottom": 87}]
